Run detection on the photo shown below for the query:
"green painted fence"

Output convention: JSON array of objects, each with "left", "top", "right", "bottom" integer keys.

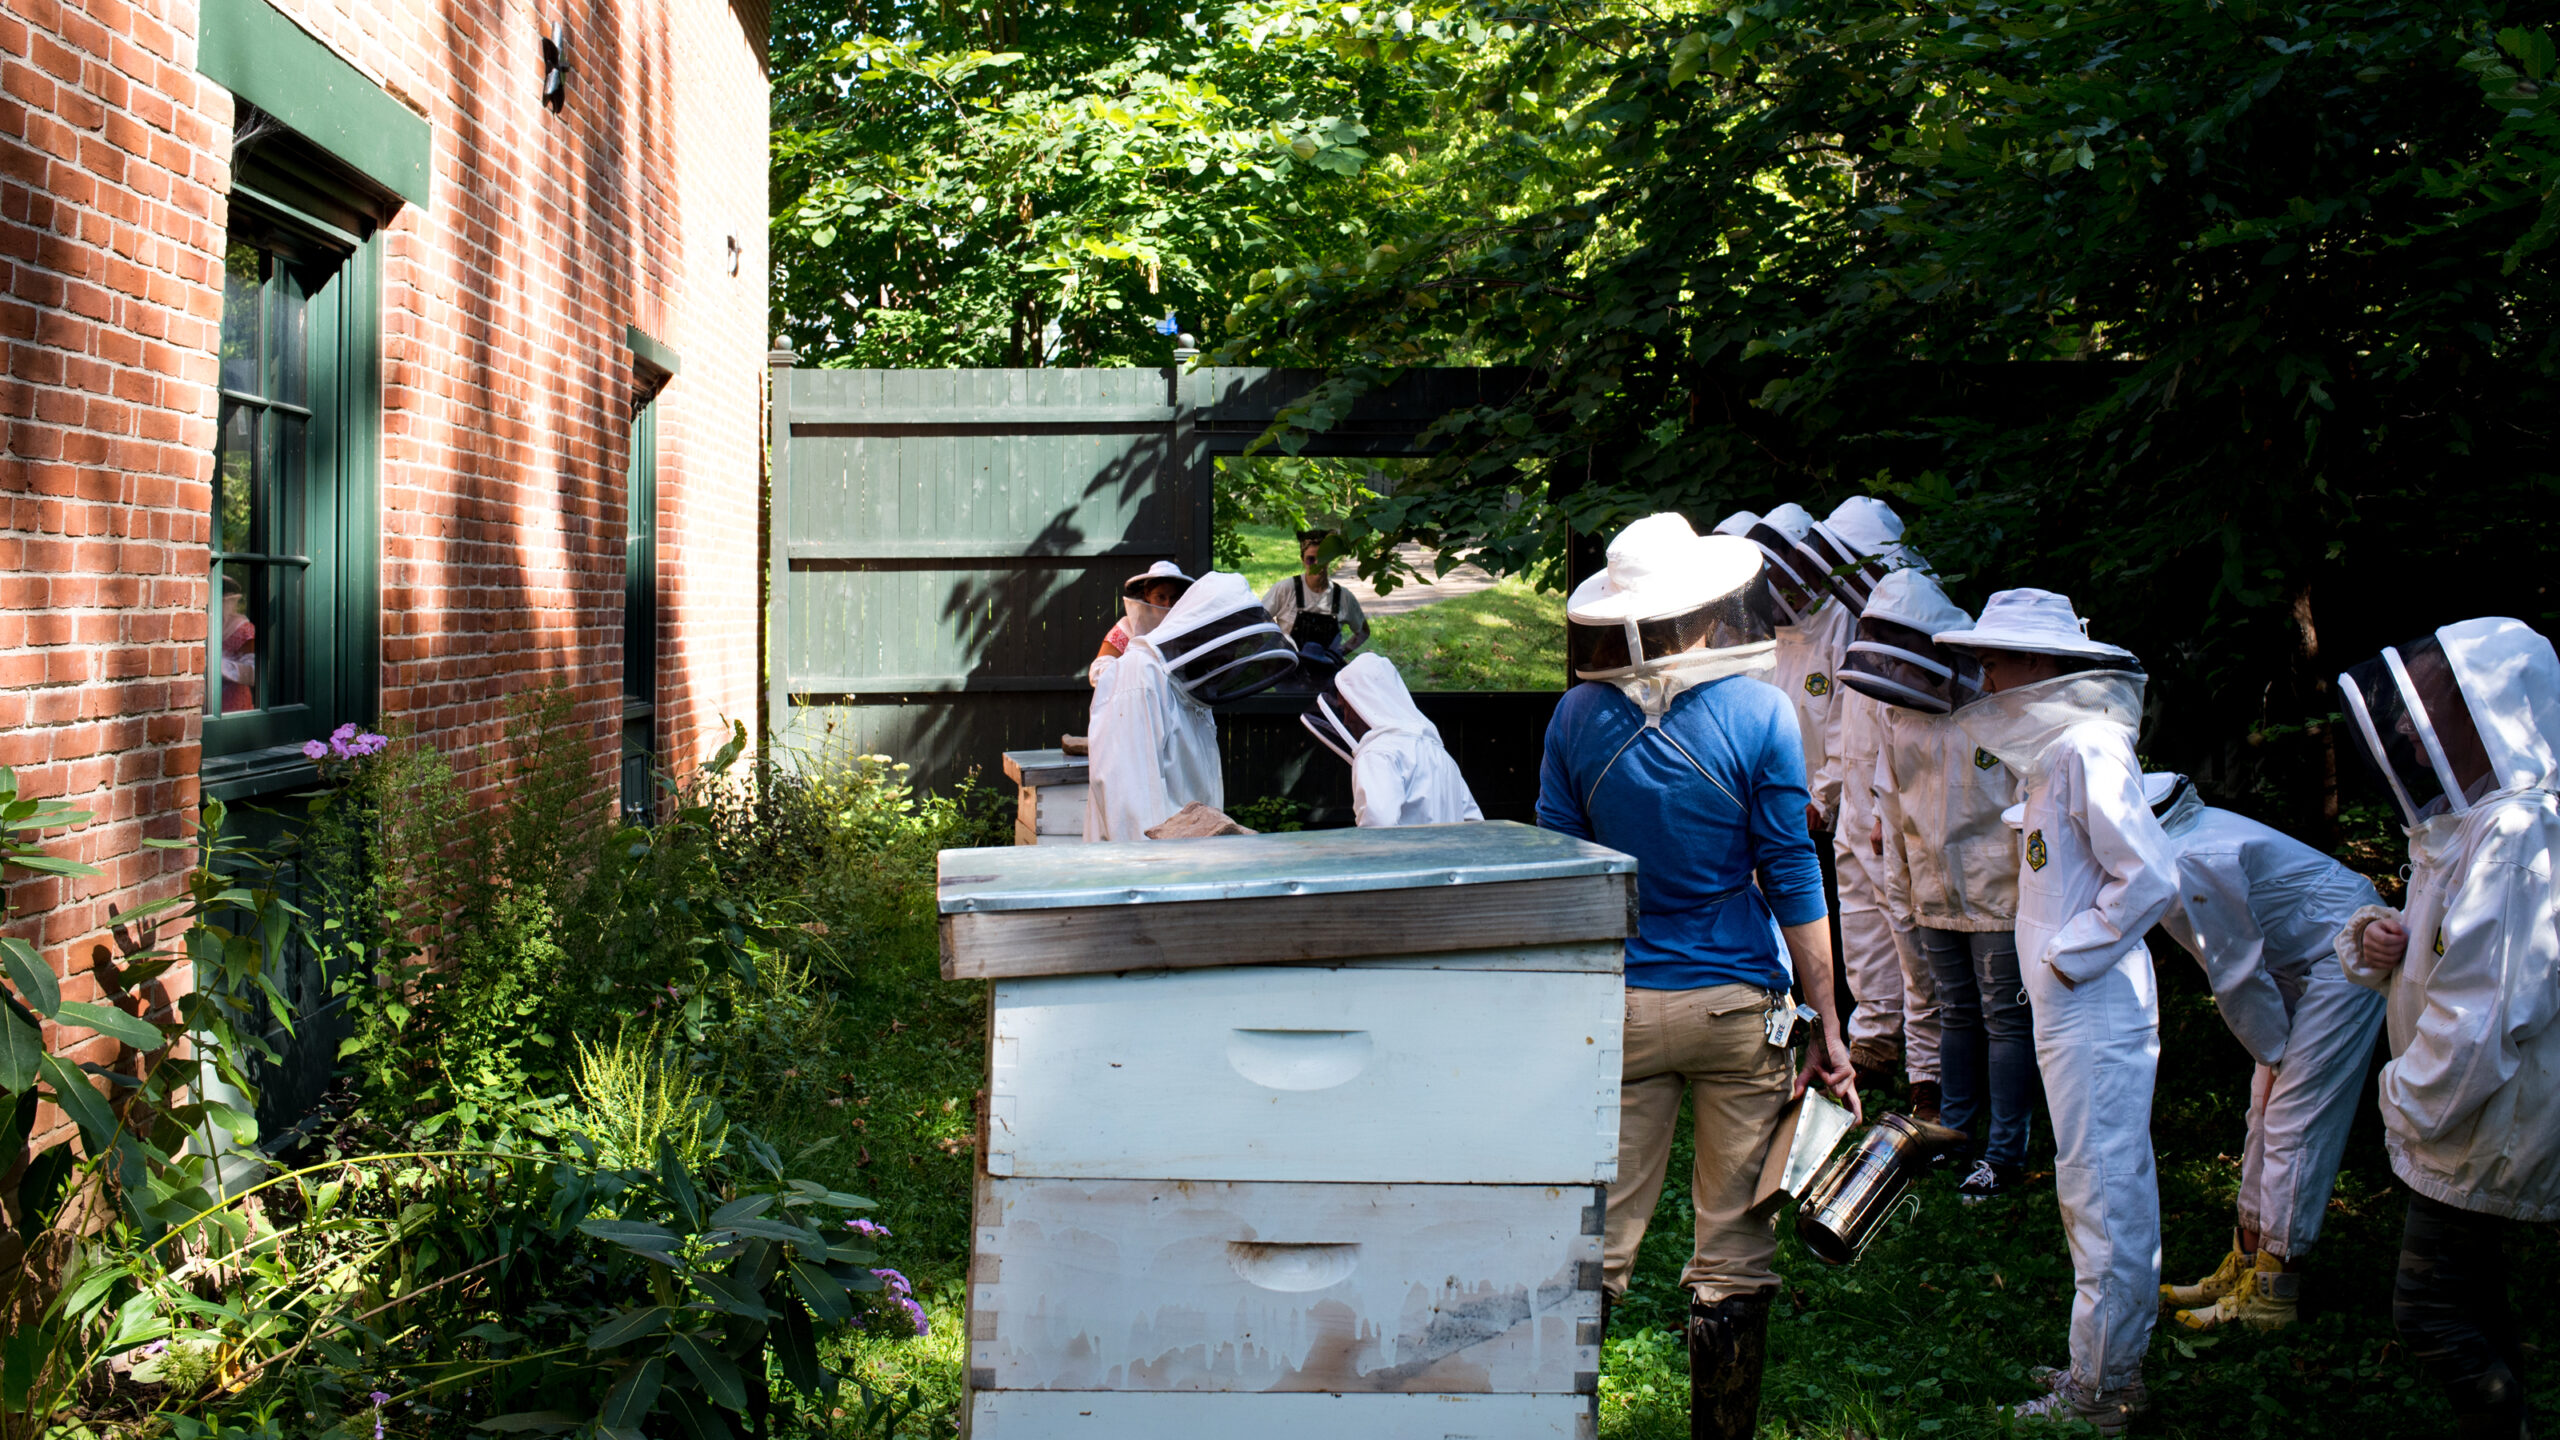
[{"left": 765, "top": 360, "right": 1547, "bottom": 796}]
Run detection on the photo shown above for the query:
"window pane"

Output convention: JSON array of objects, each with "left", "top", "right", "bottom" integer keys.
[
  {"left": 217, "top": 560, "right": 261, "bottom": 714},
  {"left": 274, "top": 266, "right": 308, "bottom": 407},
  {"left": 215, "top": 402, "right": 253, "bottom": 555},
  {"left": 221, "top": 244, "right": 263, "bottom": 396}
]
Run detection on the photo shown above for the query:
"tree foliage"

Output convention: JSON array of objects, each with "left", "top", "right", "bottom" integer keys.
[
  {"left": 1216, "top": 0, "right": 2560, "bottom": 824},
  {"left": 769, "top": 1, "right": 1451, "bottom": 367}
]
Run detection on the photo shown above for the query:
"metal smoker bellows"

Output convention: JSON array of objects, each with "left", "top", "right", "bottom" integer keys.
[{"left": 1795, "top": 1113, "right": 1937, "bottom": 1265}]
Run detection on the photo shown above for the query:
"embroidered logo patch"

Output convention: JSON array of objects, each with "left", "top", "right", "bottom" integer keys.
[
  {"left": 2026, "top": 829, "right": 2048, "bottom": 871},
  {"left": 1974, "top": 747, "right": 2000, "bottom": 771},
  {"left": 1805, "top": 673, "right": 1832, "bottom": 697}
]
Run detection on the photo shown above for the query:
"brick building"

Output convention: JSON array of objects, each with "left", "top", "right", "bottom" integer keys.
[{"left": 1, "top": 0, "right": 771, "bottom": 1134}]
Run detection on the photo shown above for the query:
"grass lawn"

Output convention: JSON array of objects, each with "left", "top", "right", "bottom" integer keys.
[
  {"left": 1368, "top": 574, "right": 1565, "bottom": 690},
  {"left": 1230, "top": 519, "right": 1568, "bottom": 691},
  {"left": 804, "top": 898, "right": 2560, "bottom": 1437}
]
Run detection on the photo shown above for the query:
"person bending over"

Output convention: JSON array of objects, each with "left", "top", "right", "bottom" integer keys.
[{"left": 2143, "top": 770, "right": 2385, "bottom": 1332}]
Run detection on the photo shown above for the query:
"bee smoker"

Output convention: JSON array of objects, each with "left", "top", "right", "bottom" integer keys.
[{"left": 1795, "top": 1113, "right": 1941, "bottom": 1265}]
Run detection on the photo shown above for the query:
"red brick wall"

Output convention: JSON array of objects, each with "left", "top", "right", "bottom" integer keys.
[
  {"left": 0, "top": 0, "right": 231, "bottom": 1107},
  {"left": 0, "top": 0, "right": 768, "bottom": 1149}
]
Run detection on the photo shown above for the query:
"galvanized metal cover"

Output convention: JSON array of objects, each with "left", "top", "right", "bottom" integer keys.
[{"left": 937, "top": 820, "right": 1635, "bottom": 915}]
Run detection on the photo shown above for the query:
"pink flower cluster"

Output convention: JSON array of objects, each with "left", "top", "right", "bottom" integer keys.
[
  {"left": 845, "top": 1218, "right": 890, "bottom": 1239},
  {"left": 303, "top": 724, "right": 390, "bottom": 764}
]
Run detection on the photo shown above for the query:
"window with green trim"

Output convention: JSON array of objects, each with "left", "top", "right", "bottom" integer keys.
[{"left": 202, "top": 114, "right": 386, "bottom": 799}]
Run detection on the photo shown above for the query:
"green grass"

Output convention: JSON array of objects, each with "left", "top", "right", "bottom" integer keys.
[
  {"left": 1223, "top": 520, "right": 1567, "bottom": 690},
  {"left": 799, "top": 907, "right": 2560, "bottom": 1437},
  {"left": 1368, "top": 574, "right": 1565, "bottom": 690},
  {"left": 1229, "top": 520, "right": 1307, "bottom": 593}
]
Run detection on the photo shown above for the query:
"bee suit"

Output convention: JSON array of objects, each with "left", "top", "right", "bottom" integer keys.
[
  {"left": 2142, "top": 771, "right": 2385, "bottom": 1329},
  {"left": 1742, "top": 503, "right": 1855, "bottom": 822},
  {"left": 1812, "top": 498, "right": 1937, "bottom": 1083},
  {"left": 1306, "top": 653, "right": 1484, "bottom": 827},
  {"left": 2333, "top": 619, "right": 2560, "bottom": 1435},
  {"left": 1084, "top": 571, "right": 1297, "bottom": 841},
  {"left": 1942, "top": 589, "right": 2176, "bottom": 1410}
]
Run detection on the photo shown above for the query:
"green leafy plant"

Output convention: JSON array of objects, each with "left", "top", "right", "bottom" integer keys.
[{"left": 0, "top": 775, "right": 301, "bottom": 1436}]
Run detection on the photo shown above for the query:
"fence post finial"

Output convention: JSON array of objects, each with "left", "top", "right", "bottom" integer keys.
[
  {"left": 768, "top": 336, "right": 798, "bottom": 369},
  {"left": 1172, "top": 333, "right": 1199, "bottom": 365}
]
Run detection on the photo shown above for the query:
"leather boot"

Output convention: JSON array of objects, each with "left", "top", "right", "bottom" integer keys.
[{"left": 1687, "top": 1287, "right": 1773, "bottom": 1440}]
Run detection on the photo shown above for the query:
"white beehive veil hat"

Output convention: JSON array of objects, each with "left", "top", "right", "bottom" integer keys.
[
  {"left": 1934, "top": 588, "right": 2139, "bottom": 664},
  {"left": 2339, "top": 617, "right": 2560, "bottom": 829},
  {"left": 1142, "top": 570, "right": 1300, "bottom": 704},
  {"left": 1841, "top": 569, "right": 1978, "bottom": 714},
  {"left": 1740, "top": 502, "right": 1824, "bottom": 623},
  {"left": 1565, "top": 515, "right": 1782, "bottom": 683},
  {"left": 1119, "top": 559, "right": 1194, "bottom": 636}
]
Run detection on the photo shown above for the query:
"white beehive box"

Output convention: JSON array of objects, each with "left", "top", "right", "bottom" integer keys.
[
  {"left": 938, "top": 822, "right": 1637, "bottom": 1440},
  {"left": 1002, "top": 749, "right": 1089, "bottom": 846}
]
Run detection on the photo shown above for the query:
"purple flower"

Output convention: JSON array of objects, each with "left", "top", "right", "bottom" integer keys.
[
  {"left": 138, "top": 1339, "right": 169, "bottom": 1359},
  {"left": 846, "top": 1218, "right": 889, "bottom": 1238},
  {"left": 370, "top": 1392, "right": 390, "bottom": 1440},
  {"left": 869, "top": 1268, "right": 928, "bottom": 1335},
  {"left": 302, "top": 740, "right": 330, "bottom": 761}
]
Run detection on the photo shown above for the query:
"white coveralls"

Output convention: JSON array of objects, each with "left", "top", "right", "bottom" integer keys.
[
  {"left": 1333, "top": 653, "right": 1484, "bottom": 828},
  {"left": 1834, "top": 688, "right": 1935, "bottom": 1076},
  {"left": 2153, "top": 781, "right": 2383, "bottom": 1256},
  {"left": 1082, "top": 591, "right": 1226, "bottom": 842},
  {"left": 1959, "top": 670, "right": 2175, "bottom": 1394},
  {"left": 2337, "top": 619, "right": 2560, "bottom": 1221}
]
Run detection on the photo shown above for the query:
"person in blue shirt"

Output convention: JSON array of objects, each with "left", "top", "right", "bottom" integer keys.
[{"left": 1538, "top": 513, "right": 1858, "bottom": 1440}]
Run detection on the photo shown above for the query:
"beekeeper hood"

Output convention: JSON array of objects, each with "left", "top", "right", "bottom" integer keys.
[
  {"left": 1301, "top": 658, "right": 1419, "bottom": 765},
  {"left": 1841, "top": 568, "right": 1978, "bottom": 714},
  {"left": 1136, "top": 570, "right": 1299, "bottom": 705},
  {"left": 1118, "top": 560, "right": 1194, "bottom": 637},
  {"left": 2340, "top": 617, "right": 2560, "bottom": 830},
  {"left": 1942, "top": 588, "right": 2145, "bottom": 781},
  {"left": 2143, "top": 771, "right": 2206, "bottom": 834},
  {"left": 1712, "top": 509, "right": 1761, "bottom": 538},
  {"left": 1742, "top": 502, "right": 1832, "bottom": 624},
  {"left": 1568, "top": 514, "right": 1782, "bottom": 716},
  {"left": 1807, "top": 495, "right": 1915, "bottom": 611}
]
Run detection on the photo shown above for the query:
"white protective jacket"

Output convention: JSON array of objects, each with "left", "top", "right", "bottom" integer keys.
[
  {"left": 1775, "top": 598, "right": 1856, "bottom": 826},
  {"left": 1958, "top": 671, "right": 2176, "bottom": 983},
  {"left": 1082, "top": 586, "right": 1228, "bottom": 841},
  {"left": 2155, "top": 781, "right": 2381, "bottom": 1067},
  {"left": 1834, "top": 689, "right": 1892, "bottom": 896},
  {"left": 2337, "top": 618, "right": 2560, "bottom": 1221},
  {"left": 1335, "top": 653, "right": 1484, "bottom": 828},
  {"left": 1877, "top": 705, "right": 2022, "bottom": 932}
]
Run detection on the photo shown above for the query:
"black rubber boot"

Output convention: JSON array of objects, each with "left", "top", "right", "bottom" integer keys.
[{"left": 1687, "top": 1288, "right": 1773, "bottom": 1440}]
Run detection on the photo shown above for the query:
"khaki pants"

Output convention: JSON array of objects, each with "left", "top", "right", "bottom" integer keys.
[{"left": 1603, "top": 982, "right": 1795, "bottom": 1304}]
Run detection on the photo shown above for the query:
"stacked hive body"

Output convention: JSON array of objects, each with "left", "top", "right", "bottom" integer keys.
[
  {"left": 1001, "top": 749, "right": 1090, "bottom": 846},
  {"left": 937, "top": 822, "right": 1638, "bottom": 1439}
]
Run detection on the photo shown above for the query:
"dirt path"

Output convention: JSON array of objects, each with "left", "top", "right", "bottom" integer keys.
[{"left": 1333, "top": 542, "right": 1498, "bottom": 617}]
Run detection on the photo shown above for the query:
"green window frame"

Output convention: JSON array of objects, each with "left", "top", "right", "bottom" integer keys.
[
  {"left": 621, "top": 398, "right": 660, "bottom": 822},
  {"left": 196, "top": 0, "right": 422, "bottom": 803},
  {"left": 201, "top": 179, "right": 383, "bottom": 801},
  {"left": 621, "top": 328, "right": 679, "bottom": 822}
]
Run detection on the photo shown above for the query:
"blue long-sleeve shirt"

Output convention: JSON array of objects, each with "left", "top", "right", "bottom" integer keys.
[{"left": 1537, "top": 677, "right": 1827, "bottom": 991}]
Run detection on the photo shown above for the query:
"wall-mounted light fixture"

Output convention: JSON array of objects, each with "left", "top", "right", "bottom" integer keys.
[
  {"left": 541, "top": 24, "right": 570, "bottom": 112},
  {"left": 726, "top": 235, "right": 742, "bottom": 277}
]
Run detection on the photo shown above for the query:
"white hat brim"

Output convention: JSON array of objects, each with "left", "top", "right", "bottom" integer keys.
[{"left": 1933, "top": 625, "right": 2135, "bottom": 662}]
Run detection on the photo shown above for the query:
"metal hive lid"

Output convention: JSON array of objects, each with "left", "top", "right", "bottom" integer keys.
[{"left": 936, "top": 820, "right": 1635, "bottom": 915}]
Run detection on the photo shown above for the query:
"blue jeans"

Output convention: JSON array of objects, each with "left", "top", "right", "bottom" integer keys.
[{"left": 1918, "top": 926, "right": 2034, "bottom": 1167}]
